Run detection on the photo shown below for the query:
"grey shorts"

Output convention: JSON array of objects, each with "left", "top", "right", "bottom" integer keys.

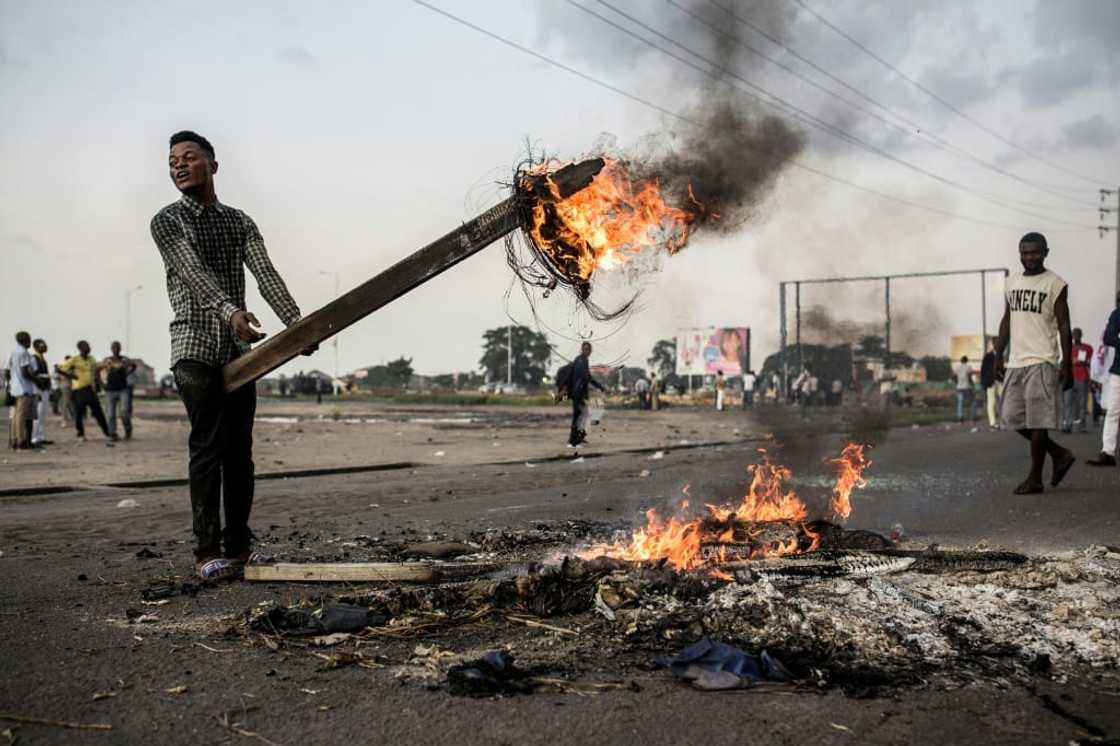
[{"left": 1001, "top": 363, "right": 1061, "bottom": 430}]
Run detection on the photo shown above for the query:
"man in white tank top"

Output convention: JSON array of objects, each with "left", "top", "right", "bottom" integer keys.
[{"left": 994, "top": 232, "right": 1075, "bottom": 494}]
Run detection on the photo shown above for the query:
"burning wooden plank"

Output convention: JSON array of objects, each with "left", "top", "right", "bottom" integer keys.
[{"left": 222, "top": 158, "right": 606, "bottom": 393}]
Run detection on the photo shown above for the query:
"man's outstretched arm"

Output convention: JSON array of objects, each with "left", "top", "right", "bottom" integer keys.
[{"left": 241, "top": 214, "right": 300, "bottom": 326}]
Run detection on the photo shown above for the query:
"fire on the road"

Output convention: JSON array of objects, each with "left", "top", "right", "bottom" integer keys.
[{"left": 583, "top": 444, "right": 871, "bottom": 572}]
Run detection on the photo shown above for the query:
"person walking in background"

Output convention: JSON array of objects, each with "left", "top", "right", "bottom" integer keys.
[
  {"left": 635, "top": 375, "right": 650, "bottom": 410},
  {"left": 102, "top": 341, "right": 137, "bottom": 441},
  {"left": 994, "top": 232, "right": 1075, "bottom": 494},
  {"left": 650, "top": 372, "right": 661, "bottom": 411},
  {"left": 7, "top": 332, "right": 37, "bottom": 450},
  {"left": 1061, "top": 328, "right": 1094, "bottom": 434},
  {"left": 564, "top": 341, "right": 605, "bottom": 446},
  {"left": 715, "top": 370, "right": 726, "bottom": 411},
  {"left": 30, "top": 339, "right": 53, "bottom": 446},
  {"left": 1087, "top": 292, "right": 1120, "bottom": 467},
  {"left": 954, "top": 356, "right": 976, "bottom": 422},
  {"left": 980, "top": 341, "right": 1002, "bottom": 430},
  {"left": 56, "top": 355, "right": 73, "bottom": 424},
  {"left": 56, "top": 340, "right": 112, "bottom": 442},
  {"left": 742, "top": 369, "right": 756, "bottom": 409}
]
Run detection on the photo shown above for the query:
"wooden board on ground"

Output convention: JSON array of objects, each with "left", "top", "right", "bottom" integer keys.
[{"left": 244, "top": 561, "right": 498, "bottom": 583}]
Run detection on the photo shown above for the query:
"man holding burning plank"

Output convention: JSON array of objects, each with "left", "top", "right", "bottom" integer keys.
[
  {"left": 994, "top": 232, "right": 1076, "bottom": 494},
  {"left": 151, "top": 131, "right": 312, "bottom": 579}
]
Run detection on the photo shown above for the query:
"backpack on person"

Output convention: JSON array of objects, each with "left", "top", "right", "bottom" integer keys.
[{"left": 555, "top": 363, "right": 573, "bottom": 401}]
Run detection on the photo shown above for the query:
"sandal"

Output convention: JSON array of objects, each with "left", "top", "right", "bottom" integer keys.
[
  {"left": 196, "top": 557, "right": 237, "bottom": 580},
  {"left": 1051, "top": 452, "right": 1076, "bottom": 487},
  {"left": 1013, "top": 480, "right": 1045, "bottom": 495},
  {"left": 228, "top": 551, "right": 274, "bottom": 569}
]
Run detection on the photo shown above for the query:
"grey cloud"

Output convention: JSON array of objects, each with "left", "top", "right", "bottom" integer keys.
[
  {"left": 1060, "top": 114, "right": 1117, "bottom": 150},
  {"left": 1001, "top": 51, "right": 1105, "bottom": 108},
  {"left": 278, "top": 46, "right": 316, "bottom": 65},
  {"left": 999, "top": 2, "right": 1120, "bottom": 109}
]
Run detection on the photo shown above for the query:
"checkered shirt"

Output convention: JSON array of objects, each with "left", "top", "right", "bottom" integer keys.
[{"left": 151, "top": 194, "right": 300, "bottom": 368}]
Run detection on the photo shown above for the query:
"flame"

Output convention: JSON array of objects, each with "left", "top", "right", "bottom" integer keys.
[
  {"left": 523, "top": 159, "right": 698, "bottom": 281},
  {"left": 582, "top": 444, "right": 868, "bottom": 571},
  {"left": 705, "top": 450, "right": 807, "bottom": 524},
  {"left": 828, "top": 443, "right": 870, "bottom": 522}
]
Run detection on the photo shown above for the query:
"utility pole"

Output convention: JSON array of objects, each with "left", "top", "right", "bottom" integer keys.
[
  {"left": 1100, "top": 188, "right": 1119, "bottom": 299},
  {"left": 124, "top": 285, "right": 143, "bottom": 352},
  {"left": 507, "top": 325, "right": 513, "bottom": 386}
]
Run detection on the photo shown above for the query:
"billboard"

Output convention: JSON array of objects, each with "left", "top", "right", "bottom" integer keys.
[
  {"left": 676, "top": 327, "right": 750, "bottom": 376},
  {"left": 949, "top": 335, "right": 986, "bottom": 369}
]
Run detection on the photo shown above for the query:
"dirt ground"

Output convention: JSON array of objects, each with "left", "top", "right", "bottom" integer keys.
[
  {"left": 2, "top": 399, "right": 1119, "bottom": 745},
  {"left": 0, "top": 398, "right": 755, "bottom": 493}
]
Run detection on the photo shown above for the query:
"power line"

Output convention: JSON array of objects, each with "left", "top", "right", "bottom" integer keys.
[
  {"left": 793, "top": 0, "right": 1113, "bottom": 189},
  {"left": 692, "top": 0, "right": 1098, "bottom": 210},
  {"left": 570, "top": 0, "right": 1096, "bottom": 229},
  {"left": 407, "top": 0, "right": 1091, "bottom": 233}
]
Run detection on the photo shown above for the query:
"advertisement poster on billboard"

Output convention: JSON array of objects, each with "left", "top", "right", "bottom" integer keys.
[
  {"left": 949, "top": 335, "right": 986, "bottom": 370},
  {"left": 676, "top": 328, "right": 750, "bottom": 376}
]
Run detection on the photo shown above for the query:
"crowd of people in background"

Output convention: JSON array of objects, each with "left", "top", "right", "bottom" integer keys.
[{"left": 5, "top": 331, "right": 138, "bottom": 450}]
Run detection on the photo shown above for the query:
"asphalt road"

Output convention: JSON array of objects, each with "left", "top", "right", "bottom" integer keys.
[{"left": 1, "top": 419, "right": 1118, "bottom": 744}]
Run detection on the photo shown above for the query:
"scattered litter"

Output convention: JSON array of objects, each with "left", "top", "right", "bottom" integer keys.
[
  {"left": 492, "top": 442, "right": 501, "bottom": 447},
  {"left": 369, "top": 503, "right": 380, "bottom": 508},
  {"left": 91, "top": 692, "right": 116, "bottom": 701},
  {"left": 524, "top": 462, "right": 536, "bottom": 468},
  {"left": 140, "top": 599, "right": 170, "bottom": 607},
  {"left": 134, "top": 548, "right": 161, "bottom": 559},
  {"left": 311, "top": 633, "right": 353, "bottom": 647},
  {"left": 402, "top": 541, "right": 476, "bottom": 560},
  {"left": 447, "top": 650, "right": 533, "bottom": 697},
  {"left": 116, "top": 499, "right": 138, "bottom": 509},
  {"left": 164, "top": 686, "right": 187, "bottom": 695},
  {"left": 433, "top": 451, "right": 446, "bottom": 457},
  {"left": 249, "top": 603, "right": 386, "bottom": 636},
  {"left": 125, "top": 609, "right": 160, "bottom": 624},
  {"left": 570, "top": 457, "right": 585, "bottom": 464},
  {"left": 639, "top": 469, "right": 651, "bottom": 478},
  {"left": 648, "top": 451, "right": 665, "bottom": 460},
  {"left": 299, "top": 688, "right": 320, "bottom": 695},
  {"left": 655, "top": 639, "right": 790, "bottom": 690},
  {"left": 830, "top": 723, "right": 852, "bottom": 733}
]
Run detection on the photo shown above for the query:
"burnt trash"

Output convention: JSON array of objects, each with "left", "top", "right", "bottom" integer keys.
[
  {"left": 655, "top": 638, "right": 791, "bottom": 691},
  {"left": 134, "top": 548, "right": 163, "bottom": 559},
  {"left": 250, "top": 603, "right": 387, "bottom": 637},
  {"left": 447, "top": 650, "right": 533, "bottom": 697}
]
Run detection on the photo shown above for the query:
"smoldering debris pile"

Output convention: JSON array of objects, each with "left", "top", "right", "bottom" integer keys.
[{"left": 232, "top": 522, "right": 1120, "bottom": 694}]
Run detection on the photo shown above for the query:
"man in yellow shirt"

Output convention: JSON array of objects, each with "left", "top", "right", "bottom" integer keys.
[{"left": 55, "top": 340, "right": 111, "bottom": 441}]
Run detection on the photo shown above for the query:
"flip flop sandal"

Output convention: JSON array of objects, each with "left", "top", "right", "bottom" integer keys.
[
  {"left": 1013, "top": 480, "right": 1045, "bottom": 495},
  {"left": 196, "top": 557, "right": 237, "bottom": 580},
  {"left": 1051, "top": 455, "right": 1076, "bottom": 487},
  {"left": 228, "top": 551, "right": 274, "bottom": 569}
]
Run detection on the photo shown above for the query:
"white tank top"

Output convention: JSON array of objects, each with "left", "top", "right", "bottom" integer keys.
[{"left": 1005, "top": 269, "right": 1067, "bottom": 368}]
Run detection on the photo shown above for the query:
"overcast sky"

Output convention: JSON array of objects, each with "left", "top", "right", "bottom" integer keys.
[{"left": 2, "top": 0, "right": 1117, "bottom": 379}]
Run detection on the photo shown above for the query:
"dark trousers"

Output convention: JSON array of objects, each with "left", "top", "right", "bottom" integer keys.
[
  {"left": 72, "top": 387, "right": 110, "bottom": 438},
  {"left": 569, "top": 396, "right": 587, "bottom": 445},
  {"left": 173, "top": 360, "right": 257, "bottom": 561}
]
